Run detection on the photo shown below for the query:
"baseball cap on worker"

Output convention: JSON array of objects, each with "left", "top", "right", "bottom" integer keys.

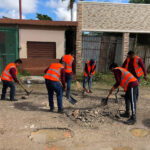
[{"left": 90, "top": 59, "right": 95, "bottom": 65}]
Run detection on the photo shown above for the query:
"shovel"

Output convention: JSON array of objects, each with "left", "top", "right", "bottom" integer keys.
[
  {"left": 59, "top": 80, "right": 77, "bottom": 105},
  {"left": 19, "top": 81, "right": 33, "bottom": 96},
  {"left": 66, "top": 95, "right": 77, "bottom": 105}
]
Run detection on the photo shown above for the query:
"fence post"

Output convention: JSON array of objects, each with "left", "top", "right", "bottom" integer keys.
[
  {"left": 76, "top": 3, "right": 82, "bottom": 75},
  {"left": 122, "top": 32, "right": 130, "bottom": 62}
]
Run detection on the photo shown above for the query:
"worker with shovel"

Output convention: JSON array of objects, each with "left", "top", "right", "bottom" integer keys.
[
  {"left": 1, "top": 59, "right": 23, "bottom": 101},
  {"left": 44, "top": 60, "right": 65, "bottom": 113},
  {"left": 103, "top": 63, "right": 139, "bottom": 125},
  {"left": 61, "top": 52, "right": 76, "bottom": 100},
  {"left": 83, "top": 59, "right": 96, "bottom": 93}
]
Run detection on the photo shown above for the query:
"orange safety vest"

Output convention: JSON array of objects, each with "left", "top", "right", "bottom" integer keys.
[
  {"left": 84, "top": 61, "right": 96, "bottom": 77},
  {"left": 125, "top": 56, "right": 144, "bottom": 77},
  {"left": 114, "top": 67, "right": 137, "bottom": 91},
  {"left": 44, "top": 63, "right": 63, "bottom": 81},
  {"left": 62, "top": 55, "right": 74, "bottom": 73},
  {"left": 1, "top": 63, "right": 18, "bottom": 82}
]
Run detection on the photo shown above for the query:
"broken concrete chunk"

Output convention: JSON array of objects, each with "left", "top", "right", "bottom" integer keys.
[{"left": 73, "top": 109, "right": 79, "bottom": 118}]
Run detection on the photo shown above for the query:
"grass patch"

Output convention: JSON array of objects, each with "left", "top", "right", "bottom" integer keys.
[{"left": 76, "top": 72, "right": 150, "bottom": 87}]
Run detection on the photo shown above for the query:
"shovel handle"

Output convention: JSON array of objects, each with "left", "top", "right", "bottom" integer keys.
[{"left": 19, "top": 81, "right": 29, "bottom": 94}]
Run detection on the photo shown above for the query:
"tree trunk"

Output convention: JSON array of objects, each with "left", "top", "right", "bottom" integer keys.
[{"left": 71, "top": 8, "right": 73, "bottom": 21}]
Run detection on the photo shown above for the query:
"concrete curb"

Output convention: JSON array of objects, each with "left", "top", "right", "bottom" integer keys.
[{"left": 20, "top": 76, "right": 45, "bottom": 84}]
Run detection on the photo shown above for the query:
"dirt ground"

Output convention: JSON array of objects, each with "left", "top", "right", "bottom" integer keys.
[{"left": 0, "top": 82, "right": 150, "bottom": 150}]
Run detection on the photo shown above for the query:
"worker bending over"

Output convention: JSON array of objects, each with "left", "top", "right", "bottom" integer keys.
[
  {"left": 105, "top": 63, "right": 138, "bottom": 125},
  {"left": 44, "top": 60, "right": 65, "bottom": 113},
  {"left": 83, "top": 59, "right": 96, "bottom": 93},
  {"left": 122, "top": 51, "right": 147, "bottom": 100},
  {"left": 61, "top": 52, "right": 76, "bottom": 99},
  {"left": 1, "top": 59, "right": 22, "bottom": 101}
]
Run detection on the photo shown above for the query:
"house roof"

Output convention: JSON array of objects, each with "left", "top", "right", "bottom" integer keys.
[{"left": 0, "top": 19, "right": 78, "bottom": 27}]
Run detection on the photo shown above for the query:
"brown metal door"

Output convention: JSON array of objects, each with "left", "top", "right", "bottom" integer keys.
[{"left": 27, "top": 41, "right": 56, "bottom": 58}]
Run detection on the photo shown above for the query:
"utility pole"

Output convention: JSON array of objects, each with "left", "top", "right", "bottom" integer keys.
[{"left": 19, "top": 0, "right": 22, "bottom": 19}]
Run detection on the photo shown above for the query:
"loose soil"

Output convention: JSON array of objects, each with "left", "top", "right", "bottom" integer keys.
[{"left": 0, "top": 82, "right": 150, "bottom": 150}]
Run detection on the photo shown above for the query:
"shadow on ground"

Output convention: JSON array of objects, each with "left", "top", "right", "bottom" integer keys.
[
  {"left": 14, "top": 102, "right": 49, "bottom": 112},
  {"left": 142, "top": 119, "right": 150, "bottom": 128}
]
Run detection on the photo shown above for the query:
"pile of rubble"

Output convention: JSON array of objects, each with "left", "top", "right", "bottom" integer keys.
[{"left": 65, "top": 101, "right": 124, "bottom": 128}]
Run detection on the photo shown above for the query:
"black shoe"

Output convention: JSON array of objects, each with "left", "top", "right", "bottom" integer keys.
[
  {"left": 58, "top": 109, "right": 64, "bottom": 114},
  {"left": 124, "top": 116, "right": 136, "bottom": 125},
  {"left": 0, "top": 98, "right": 5, "bottom": 100},
  {"left": 89, "top": 90, "right": 93, "bottom": 93},
  {"left": 10, "top": 99, "right": 18, "bottom": 101},
  {"left": 49, "top": 108, "right": 54, "bottom": 112},
  {"left": 120, "top": 112, "right": 130, "bottom": 118}
]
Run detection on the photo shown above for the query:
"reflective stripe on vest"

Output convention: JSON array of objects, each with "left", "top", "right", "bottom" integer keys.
[
  {"left": 63, "top": 55, "right": 73, "bottom": 73},
  {"left": 1, "top": 63, "right": 17, "bottom": 81},
  {"left": 125, "top": 56, "right": 143, "bottom": 77},
  {"left": 48, "top": 68, "right": 61, "bottom": 75},
  {"left": 45, "top": 73, "right": 60, "bottom": 81},
  {"left": 44, "top": 63, "right": 63, "bottom": 81},
  {"left": 84, "top": 61, "right": 96, "bottom": 77},
  {"left": 115, "top": 67, "right": 137, "bottom": 91}
]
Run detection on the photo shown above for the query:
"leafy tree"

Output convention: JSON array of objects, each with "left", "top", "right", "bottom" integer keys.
[
  {"left": 36, "top": 13, "right": 52, "bottom": 21},
  {"left": 129, "top": 0, "right": 150, "bottom": 3},
  {"left": 62, "top": 0, "right": 84, "bottom": 21}
]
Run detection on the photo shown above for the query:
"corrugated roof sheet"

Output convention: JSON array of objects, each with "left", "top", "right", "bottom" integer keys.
[{"left": 0, "top": 19, "right": 78, "bottom": 27}]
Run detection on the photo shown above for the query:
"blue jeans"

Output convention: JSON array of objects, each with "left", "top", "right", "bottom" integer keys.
[
  {"left": 1, "top": 80, "right": 15, "bottom": 100},
  {"left": 136, "top": 77, "right": 141, "bottom": 101},
  {"left": 83, "top": 75, "right": 93, "bottom": 90},
  {"left": 45, "top": 79, "right": 63, "bottom": 110},
  {"left": 65, "top": 74, "right": 72, "bottom": 99}
]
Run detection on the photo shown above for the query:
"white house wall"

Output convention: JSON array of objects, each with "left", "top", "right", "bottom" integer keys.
[{"left": 19, "top": 28, "right": 65, "bottom": 59}]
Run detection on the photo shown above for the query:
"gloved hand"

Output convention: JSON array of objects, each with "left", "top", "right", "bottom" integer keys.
[{"left": 101, "top": 97, "right": 108, "bottom": 106}]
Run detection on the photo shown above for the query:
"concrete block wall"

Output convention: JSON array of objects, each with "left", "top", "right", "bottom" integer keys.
[
  {"left": 76, "top": 2, "right": 150, "bottom": 74},
  {"left": 81, "top": 2, "right": 150, "bottom": 33}
]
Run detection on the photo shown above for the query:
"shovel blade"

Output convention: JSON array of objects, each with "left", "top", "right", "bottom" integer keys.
[{"left": 66, "top": 96, "right": 77, "bottom": 105}]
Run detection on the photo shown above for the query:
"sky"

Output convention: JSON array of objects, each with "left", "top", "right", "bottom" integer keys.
[{"left": 0, "top": 0, "right": 129, "bottom": 21}]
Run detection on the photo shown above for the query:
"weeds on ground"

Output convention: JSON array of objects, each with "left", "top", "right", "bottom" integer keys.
[{"left": 75, "top": 72, "right": 150, "bottom": 87}]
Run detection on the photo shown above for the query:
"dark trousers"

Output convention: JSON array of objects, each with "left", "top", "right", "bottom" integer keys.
[
  {"left": 136, "top": 77, "right": 141, "bottom": 101},
  {"left": 45, "top": 79, "right": 63, "bottom": 110},
  {"left": 1, "top": 80, "right": 15, "bottom": 100},
  {"left": 83, "top": 75, "right": 93, "bottom": 90},
  {"left": 65, "top": 74, "right": 72, "bottom": 99},
  {"left": 125, "top": 86, "right": 138, "bottom": 117}
]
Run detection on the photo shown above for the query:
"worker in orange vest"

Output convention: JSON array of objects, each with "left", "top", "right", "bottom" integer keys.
[
  {"left": 122, "top": 51, "right": 147, "bottom": 100},
  {"left": 1, "top": 59, "right": 22, "bottom": 101},
  {"left": 83, "top": 59, "right": 96, "bottom": 93},
  {"left": 61, "top": 52, "right": 76, "bottom": 99},
  {"left": 104, "top": 63, "right": 139, "bottom": 125},
  {"left": 44, "top": 60, "right": 65, "bottom": 113}
]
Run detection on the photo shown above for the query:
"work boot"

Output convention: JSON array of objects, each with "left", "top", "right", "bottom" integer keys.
[
  {"left": 124, "top": 116, "right": 136, "bottom": 125},
  {"left": 58, "top": 109, "right": 64, "bottom": 114},
  {"left": 10, "top": 99, "right": 18, "bottom": 101},
  {"left": 83, "top": 88, "right": 89, "bottom": 93},
  {"left": 89, "top": 90, "right": 93, "bottom": 93},
  {"left": 49, "top": 108, "right": 54, "bottom": 112},
  {"left": 120, "top": 112, "right": 130, "bottom": 118}
]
